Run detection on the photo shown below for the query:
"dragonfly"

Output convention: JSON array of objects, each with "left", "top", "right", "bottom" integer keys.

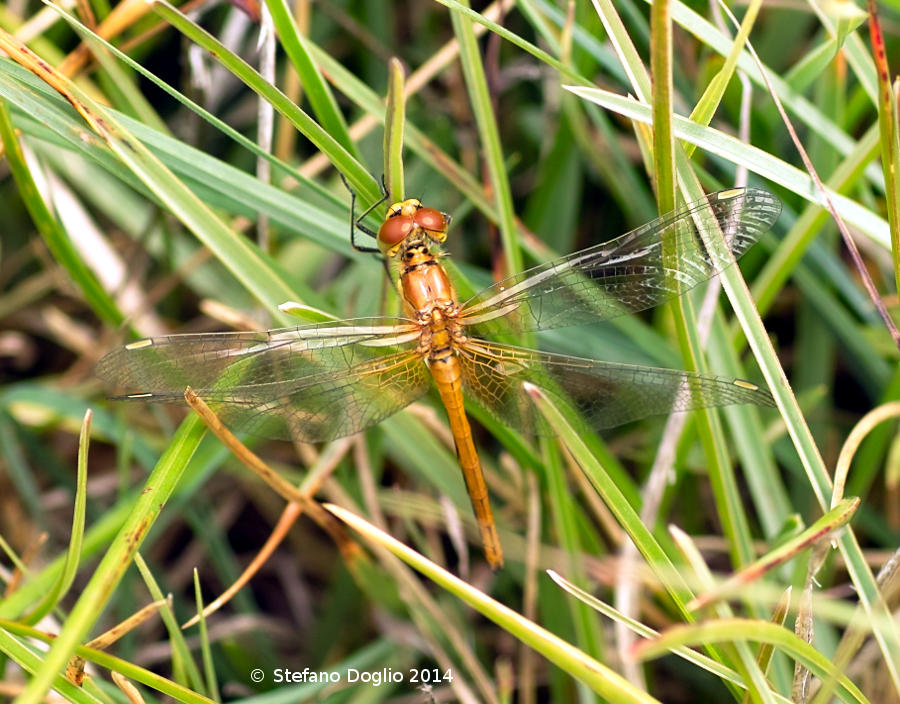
[{"left": 97, "top": 187, "right": 781, "bottom": 568}]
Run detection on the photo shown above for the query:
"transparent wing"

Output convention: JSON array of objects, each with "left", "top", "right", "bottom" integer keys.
[
  {"left": 459, "top": 188, "right": 781, "bottom": 336},
  {"left": 96, "top": 317, "right": 431, "bottom": 441},
  {"left": 456, "top": 339, "right": 775, "bottom": 435}
]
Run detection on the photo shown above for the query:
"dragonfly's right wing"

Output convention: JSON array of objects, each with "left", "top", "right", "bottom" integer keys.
[
  {"left": 456, "top": 338, "right": 774, "bottom": 435},
  {"left": 96, "top": 318, "right": 431, "bottom": 441},
  {"left": 459, "top": 188, "right": 781, "bottom": 337}
]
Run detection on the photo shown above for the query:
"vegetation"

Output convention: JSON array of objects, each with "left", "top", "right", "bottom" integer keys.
[{"left": 0, "top": 0, "right": 899, "bottom": 702}]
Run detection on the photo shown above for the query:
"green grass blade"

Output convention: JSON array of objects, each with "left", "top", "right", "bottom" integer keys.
[
  {"left": 0, "top": 618, "right": 216, "bottom": 704},
  {"left": 635, "top": 619, "right": 869, "bottom": 704},
  {"left": 686, "top": 0, "right": 762, "bottom": 151},
  {"left": 566, "top": 85, "right": 889, "bottom": 246},
  {"left": 262, "top": 0, "right": 357, "bottom": 157},
  {"left": 151, "top": 0, "right": 379, "bottom": 204},
  {"left": 43, "top": 2, "right": 336, "bottom": 206},
  {"left": 524, "top": 383, "right": 693, "bottom": 613},
  {"left": 327, "top": 504, "right": 663, "bottom": 704},
  {"left": 547, "top": 570, "right": 796, "bottom": 703},
  {"left": 449, "top": 0, "right": 522, "bottom": 276},
  {"left": 649, "top": 0, "right": 675, "bottom": 207},
  {"left": 0, "top": 96, "right": 124, "bottom": 327},
  {"left": 384, "top": 57, "right": 406, "bottom": 202},
  {"left": 0, "top": 627, "right": 104, "bottom": 704},
  {"left": 13, "top": 416, "right": 207, "bottom": 704},
  {"left": 867, "top": 5, "right": 900, "bottom": 295},
  {"left": 192, "top": 570, "right": 220, "bottom": 701},
  {"left": 133, "top": 554, "right": 206, "bottom": 692},
  {"left": 21, "top": 411, "right": 91, "bottom": 625}
]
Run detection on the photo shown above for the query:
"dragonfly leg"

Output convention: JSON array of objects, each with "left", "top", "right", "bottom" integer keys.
[{"left": 340, "top": 172, "right": 388, "bottom": 253}]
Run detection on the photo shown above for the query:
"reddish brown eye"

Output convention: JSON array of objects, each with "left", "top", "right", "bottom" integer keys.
[
  {"left": 413, "top": 208, "right": 448, "bottom": 233},
  {"left": 378, "top": 215, "right": 413, "bottom": 246}
]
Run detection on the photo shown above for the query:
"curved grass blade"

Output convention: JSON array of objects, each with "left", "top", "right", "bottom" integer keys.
[
  {"left": 327, "top": 503, "right": 664, "bottom": 704},
  {"left": 0, "top": 97, "right": 123, "bottom": 328}
]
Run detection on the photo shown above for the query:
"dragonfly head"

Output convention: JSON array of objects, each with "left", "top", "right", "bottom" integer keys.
[{"left": 378, "top": 198, "right": 451, "bottom": 257}]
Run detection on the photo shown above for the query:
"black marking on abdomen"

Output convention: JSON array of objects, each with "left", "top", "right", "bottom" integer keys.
[
  {"left": 403, "top": 259, "right": 439, "bottom": 273},
  {"left": 430, "top": 344, "right": 453, "bottom": 359}
]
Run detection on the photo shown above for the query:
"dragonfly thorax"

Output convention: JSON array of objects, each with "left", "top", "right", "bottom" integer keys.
[{"left": 399, "top": 239, "right": 460, "bottom": 324}]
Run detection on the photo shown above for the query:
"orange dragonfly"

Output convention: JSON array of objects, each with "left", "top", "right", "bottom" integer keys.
[{"left": 97, "top": 187, "right": 780, "bottom": 568}]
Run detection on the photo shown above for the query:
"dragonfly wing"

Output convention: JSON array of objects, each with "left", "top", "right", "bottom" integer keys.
[
  {"left": 457, "top": 339, "right": 775, "bottom": 434},
  {"left": 459, "top": 188, "right": 781, "bottom": 336},
  {"left": 97, "top": 317, "right": 431, "bottom": 441},
  {"left": 195, "top": 348, "right": 430, "bottom": 441},
  {"left": 97, "top": 317, "right": 420, "bottom": 391}
]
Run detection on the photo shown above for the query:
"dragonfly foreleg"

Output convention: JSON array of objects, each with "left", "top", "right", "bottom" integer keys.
[{"left": 339, "top": 172, "right": 388, "bottom": 253}]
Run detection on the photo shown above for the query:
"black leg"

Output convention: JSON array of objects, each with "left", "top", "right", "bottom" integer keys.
[{"left": 340, "top": 173, "right": 388, "bottom": 253}]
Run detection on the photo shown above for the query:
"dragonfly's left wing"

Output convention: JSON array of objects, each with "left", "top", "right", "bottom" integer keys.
[
  {"left": 456, "top": 338, "right": 774, "bottom": 435},
  {"left": 458, "top": 188, "right": 781, "bottom": 337},
  {"left": 97, "top": 317, "right": 431, "bottom": 441}
]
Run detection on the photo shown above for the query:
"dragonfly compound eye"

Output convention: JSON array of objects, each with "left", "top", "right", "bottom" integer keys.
[
  {"left": 413, "top": 208, "right": 449, "bottom": 238},
  {"left": 378, "top": 214, "right": 414, "bottom": 247}
]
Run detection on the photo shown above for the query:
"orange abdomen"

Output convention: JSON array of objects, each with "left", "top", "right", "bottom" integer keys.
[{"left": 429, "top": 353, "right": 503, "bottom": 568}]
